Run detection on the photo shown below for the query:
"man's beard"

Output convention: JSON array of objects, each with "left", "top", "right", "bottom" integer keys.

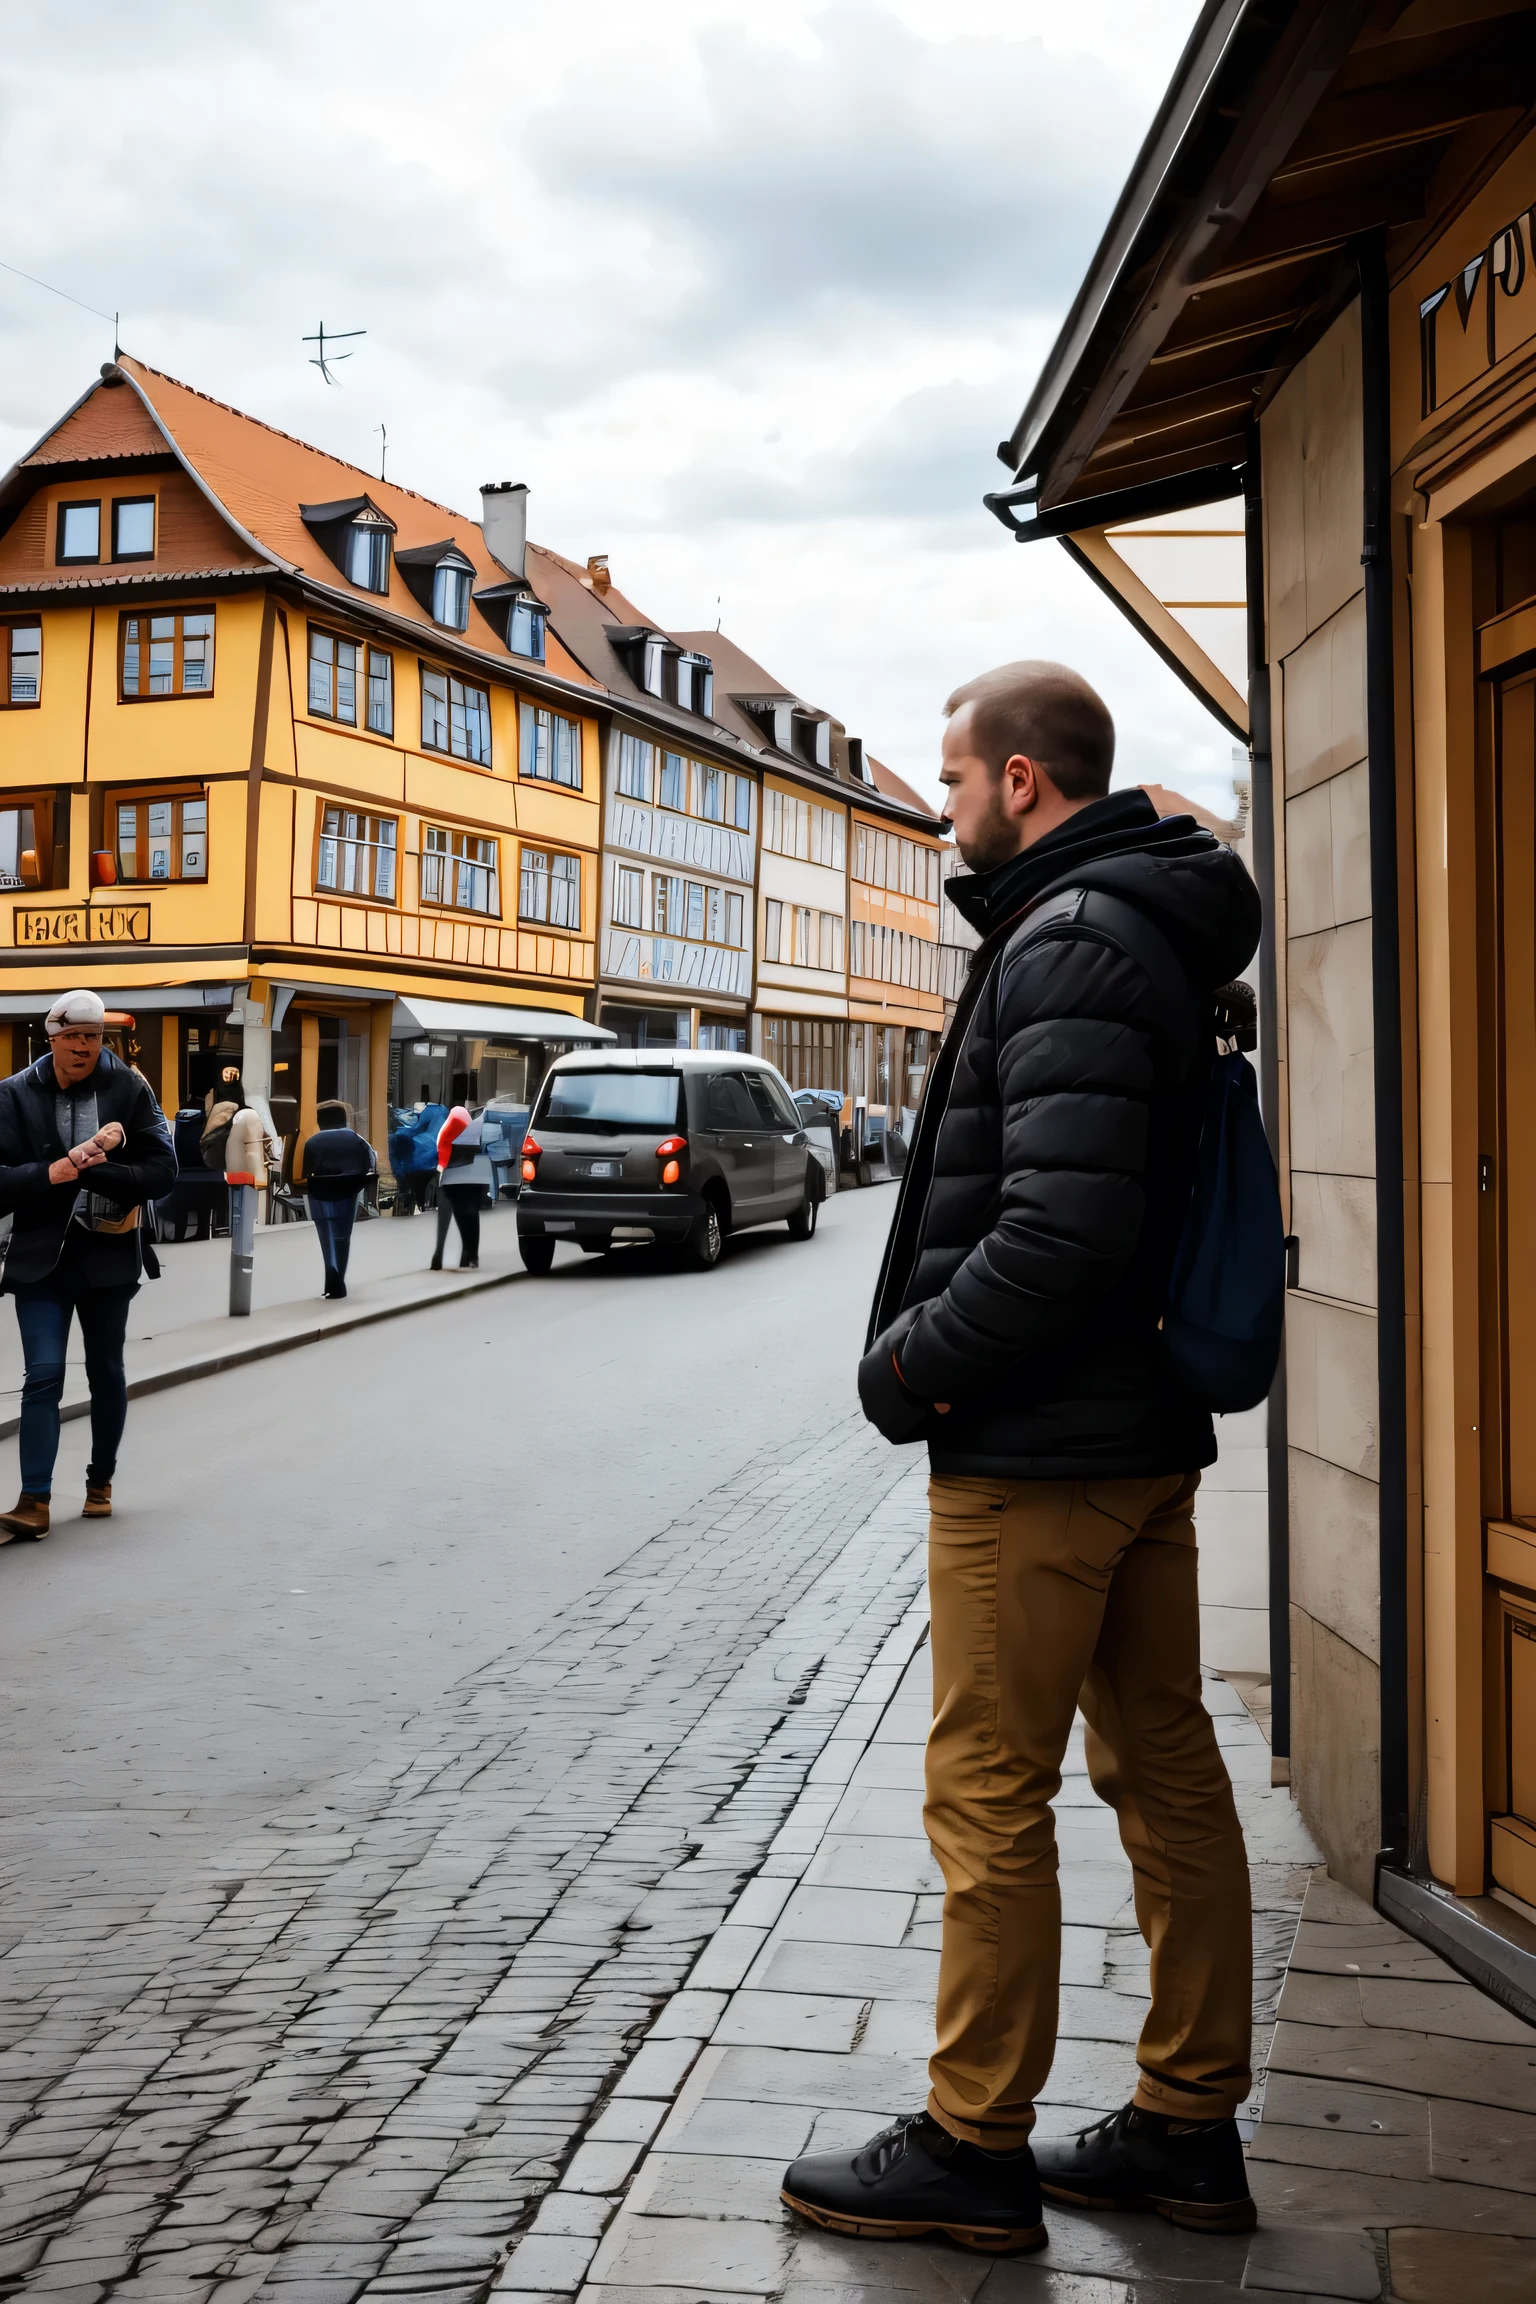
[{"left": 956, "top": 790, "right": 1027, "bottom": 873}]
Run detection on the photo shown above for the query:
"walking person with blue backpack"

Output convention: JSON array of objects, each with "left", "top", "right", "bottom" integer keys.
[{"left": 781, "top": 662, "right": 1280, "bottom": 2256}]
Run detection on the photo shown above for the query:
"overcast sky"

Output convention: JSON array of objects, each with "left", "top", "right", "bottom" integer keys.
[{"left": 0, "top": 0, "right": 1239, "bottom": 814}]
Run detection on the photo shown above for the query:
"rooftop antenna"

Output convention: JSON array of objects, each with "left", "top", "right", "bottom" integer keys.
[
  {"left": 715, "top": 594, "right": 722, "bottom": 633},
  {"left": 303, "top": 322, "right": 365, "bottom": 385},
  {"left": 376, "top": 423, "right": 387, "bottom": 481}
]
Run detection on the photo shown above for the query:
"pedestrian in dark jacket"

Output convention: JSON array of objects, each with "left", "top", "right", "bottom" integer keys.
[
  {"left": 783, "top": 664, "right": 1264, "bottom": 2254},
  {"left": 300, "top": 1101, "right": 375, "bottom": 1300},
  {"left": 0, "top": 989, "right": 176, "bottom": 1539}
]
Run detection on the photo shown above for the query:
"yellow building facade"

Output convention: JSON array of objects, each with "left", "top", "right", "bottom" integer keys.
[{"left": 0, "top": 357, "right": 605, "bottom": 1167}]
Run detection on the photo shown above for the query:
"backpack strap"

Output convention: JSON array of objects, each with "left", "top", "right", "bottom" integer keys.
[{"left": 1071, "top": 889, "right": 1211, "bottom": 1085}]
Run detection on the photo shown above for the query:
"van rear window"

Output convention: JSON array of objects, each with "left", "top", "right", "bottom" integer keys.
[{"left": 539, "top": 1071, "right": 681, "bottom": 1129}]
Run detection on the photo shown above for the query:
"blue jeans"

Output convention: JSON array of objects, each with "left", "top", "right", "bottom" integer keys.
[
  {"left": 12, "top": 1280, "right": 135, "bottom": 1497},
  {"left": 311, "top": 1199, "right": 357, "bottom": 1285}
]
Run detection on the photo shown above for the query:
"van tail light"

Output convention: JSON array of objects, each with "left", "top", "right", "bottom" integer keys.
[
  {"left": 521, "top": 1134, "right": 541, "bottom": 1184},
  {"left": 655, "top": 1134, "right": 687, "bottom": 1187}
]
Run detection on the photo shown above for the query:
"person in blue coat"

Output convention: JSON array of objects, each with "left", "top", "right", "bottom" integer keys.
[{"left": 388, "top": 1103, "right": 447, "bottom": 1214}]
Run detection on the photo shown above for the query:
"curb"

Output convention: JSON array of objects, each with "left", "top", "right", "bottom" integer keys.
[
  {"left": 490, "top": 1592, "right": 933, "bottom": 2298},
  {"left": 0, "top": 1262, "right": 525, "bottom": 1441}
]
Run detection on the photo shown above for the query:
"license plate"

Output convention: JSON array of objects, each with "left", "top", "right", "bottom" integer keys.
[{"left": 588, "top": 1160, "right": 618, "bottom": 1179}]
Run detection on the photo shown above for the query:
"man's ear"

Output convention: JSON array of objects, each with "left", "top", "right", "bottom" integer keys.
[{"left": 1000, "top": 753, "right": 1041, "bottom": 817}]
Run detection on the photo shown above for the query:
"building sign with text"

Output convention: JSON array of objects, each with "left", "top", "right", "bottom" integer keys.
[{"left": 12, "top": 905, "right": 151, "bottom": 946}]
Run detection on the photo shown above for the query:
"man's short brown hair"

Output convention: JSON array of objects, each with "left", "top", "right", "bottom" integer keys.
[{"left": 944, "top": 660, "right": 1115, "bottom": 801}]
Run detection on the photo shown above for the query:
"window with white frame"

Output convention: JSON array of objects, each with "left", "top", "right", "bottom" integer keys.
[
  {"left": 762, "top": 787, "right": 844, "bottom": 867},
  {"left": 346, "top": 521, "right": 391, "bottom": 593},
  {"left": 853, "top": 823, "right": 940, "bottom": 900},
  {"left": 616, "top": 732, "right": 653, "bottom": 801},
  {"left": 659, "top": 750, "right": 686, "bottom": 810},
  {"left": 651, "top": 875, "right": 742, "bottom": 946},
  {"left": 421, "top": 667, "right": 492, "bottom": 764},
  {"left": 422, "top": 824, "right": 499, "bottom": 915},
  {"left": 612, "top": 864, "right": 645, "bottom": 927},
  {"left": 308, "top": 629, "right": 359, "bottom": 724},
  {"left": 432, "top": 563, "right": 471, "bottom": 631},
  {"left": 519, "top": 703, "right": 582, "bottom": 787},
  {"left": 316, "top": 806, "right": 397, "bottom": 901},
  {"left": 366, "top": 647, "right": 393, "bottom": 736},
  {"left": 520, "top": 847, "right": 580, "bottom": 927},
  {"left": 762, "top": 899, "right": 841, "bottom": 969},
  {"left": 508, "top": 598, "right": 545, "bottom": 660}
]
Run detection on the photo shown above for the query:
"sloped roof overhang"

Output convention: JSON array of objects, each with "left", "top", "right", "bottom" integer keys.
[{"left": 998, "top": 0, "right": 1536, "bottom": 518}]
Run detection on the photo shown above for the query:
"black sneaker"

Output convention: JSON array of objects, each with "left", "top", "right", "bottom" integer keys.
[
  {"left": 781, "top": 2111, "right": 1046, "bottom": 2254},
  {"left": 1034, "top": 2103, "right": 1255, "bottom": 2233}
]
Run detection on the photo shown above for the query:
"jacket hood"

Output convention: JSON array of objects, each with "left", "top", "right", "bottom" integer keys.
[{"left": 946, "top": 788, "right": 1260, "bottom": 990}]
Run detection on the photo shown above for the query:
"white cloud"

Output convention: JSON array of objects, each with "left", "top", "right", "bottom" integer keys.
[{"left": 0, "top": 0, "right": 1238, "bottom": 817}]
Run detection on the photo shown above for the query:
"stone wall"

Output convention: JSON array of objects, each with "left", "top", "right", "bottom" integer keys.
[{"left": 1263, "top": 300, "right": 1382, "bottom": 1896}]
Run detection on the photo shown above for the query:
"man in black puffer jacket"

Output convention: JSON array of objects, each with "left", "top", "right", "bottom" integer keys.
[
  {"left": 0, "top": 989, "right": 175, "bottom": 1539},
  {"left": 782, "top": 665, "right": 1263, "bottom": 2255}
]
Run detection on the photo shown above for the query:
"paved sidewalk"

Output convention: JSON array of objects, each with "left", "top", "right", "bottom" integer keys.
[
  {"left": 494, "top": 1480, "right": 1536, "bottom": 2304},
  {"left": 0, "top": 1202, "right": 529, "bottom": 1440}
]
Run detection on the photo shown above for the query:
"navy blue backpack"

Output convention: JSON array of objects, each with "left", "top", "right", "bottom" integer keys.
[{"left": 1162, "top": 981, "right": 1285, "bottom": 1413}]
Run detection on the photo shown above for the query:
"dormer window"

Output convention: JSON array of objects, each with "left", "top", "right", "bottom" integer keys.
[
  {"left": 301, "top": 496, "right": 397, "bottom": 594},
  {"left": 676, "top": 651, "right": 713, "bottom": 717},
  {"left": 396, "top": 540, "right": 476, "bottom": 631},
  {"left": 738, "top": 695, "right": 796, "bottom": 753},
  {"left": 643, "top": 635, "right": 669, "bottom": 697},
  {"left": 433, "top": 564, "right": 471, "bottom": 630},
  {"left": 794, "top": 711, "right": 832, "bottom": 771},
  {"left": 508, "top": 598, "right": 545, "bottom": 661},
  {"left": 473, "top": 578, "right": 549, "bottom": 662},
  {"left": 347, "top": 521, "right": 390, "bottom": 592}
]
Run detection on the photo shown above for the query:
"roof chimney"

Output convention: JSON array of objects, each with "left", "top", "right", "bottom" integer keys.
[
  {"left": 480, "top": 481, "right": 528, "bottom": 583},
  {"left": 586, "top": 554, "right": 611, "bottom": 597}
]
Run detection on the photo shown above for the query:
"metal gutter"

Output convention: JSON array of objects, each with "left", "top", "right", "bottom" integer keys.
[
  {"left": 984, "top": 461, "right": 1244, "bottom": 541},
  {"left": 1358, "top": 234, "right": 1412, "bottom": 1872},
  {"left": 1244, "top": 452, "right": 1290, "bottom": 1768}
]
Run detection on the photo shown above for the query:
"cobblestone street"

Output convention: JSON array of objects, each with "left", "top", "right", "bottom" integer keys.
[{"left": 0, "top": 1196, "right": 925, "bottom": 2302}]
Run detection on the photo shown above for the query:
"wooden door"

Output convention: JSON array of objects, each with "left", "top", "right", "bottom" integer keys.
[{"left": 1486, "top": 665, "right": 1536, "bottom": 1903}]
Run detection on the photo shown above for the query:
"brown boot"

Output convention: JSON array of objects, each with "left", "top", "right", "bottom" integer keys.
[
  {"left": 83, "top": 1482, "right": 112, "bottom": 1520},
  {"left": 0, "top": 1493, "right": 50, "bottom": 1541}
]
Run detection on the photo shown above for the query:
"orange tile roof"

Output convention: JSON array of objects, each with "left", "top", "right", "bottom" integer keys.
[
  {"left": 23, "top": 377, "right": 168, "bottom": 464},
  {"left": 107, "top": 357, "right": 597, "bottom": 687}
]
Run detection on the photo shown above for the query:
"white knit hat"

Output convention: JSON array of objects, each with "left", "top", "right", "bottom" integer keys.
[{"left": 44, "top": 989, "right": 106, "bottom": 1036}]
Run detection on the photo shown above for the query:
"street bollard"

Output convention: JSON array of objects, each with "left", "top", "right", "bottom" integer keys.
[
  {"left": 228, "top": 1179, "right": 256, "bottom": 1316},
  {"left": 224, "top": 1108, "right": 269, "bottom": 1320}
]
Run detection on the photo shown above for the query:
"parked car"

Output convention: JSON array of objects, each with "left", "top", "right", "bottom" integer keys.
[{"left": 516, "top": 1052, "right": 824, "bottom": 1273}]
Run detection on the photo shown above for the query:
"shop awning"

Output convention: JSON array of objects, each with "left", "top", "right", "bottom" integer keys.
[
  {"left": 0, "top": 983, "right": 235, "bottom": 1016},
  {"left": 392, "top": 996, "right": 615, "bottom": 1044}
]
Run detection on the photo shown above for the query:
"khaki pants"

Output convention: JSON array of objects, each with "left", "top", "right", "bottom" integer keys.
[{"left": 924, "top": 1472, "right": 1251, "bottom": 2148}]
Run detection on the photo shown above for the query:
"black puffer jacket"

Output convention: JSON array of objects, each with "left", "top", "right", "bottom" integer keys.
[
  {"left": 0, "top": 1048, "right": 176, "bottom": 1290},
  {"left": 860, "top": 789, "right": 1261, "bottom": 1477}
]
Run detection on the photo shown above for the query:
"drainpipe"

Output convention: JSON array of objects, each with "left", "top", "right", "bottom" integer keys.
[
  {"left": 1357, "top": 232, "right": 1411, "bottom": 1869},
  {"left": 1243, "top": 451, "right": 1289, "bottom": 1767}
]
